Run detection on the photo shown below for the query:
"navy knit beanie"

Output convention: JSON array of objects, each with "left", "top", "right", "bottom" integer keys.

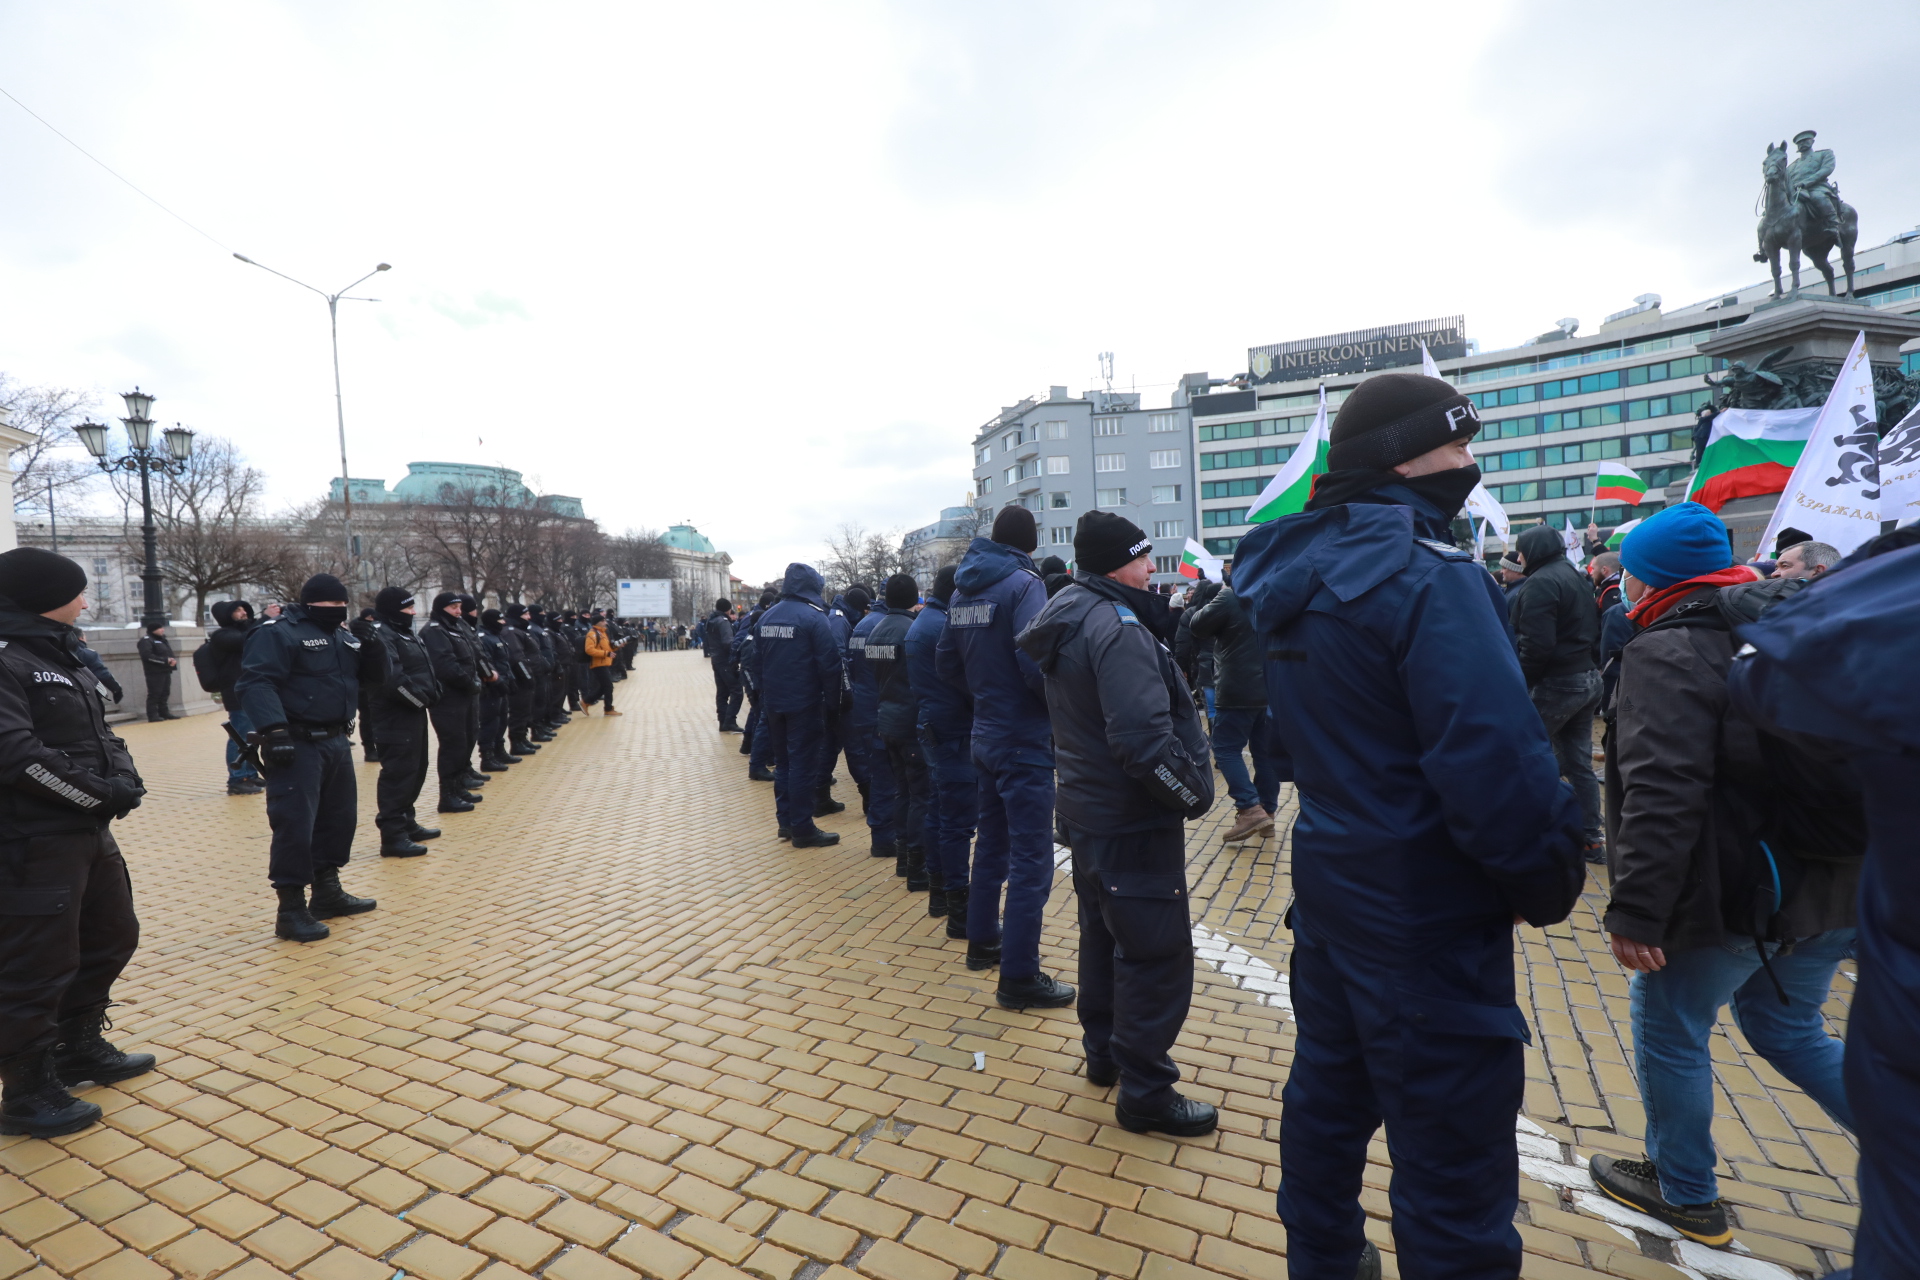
[{"left": 1619, "top": 502, "right": 1733, "bottom": 590}]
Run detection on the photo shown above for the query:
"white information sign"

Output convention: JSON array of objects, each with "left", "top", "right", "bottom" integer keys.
[{"left": 617, "top": 579, "right": 673, "bottom": 618}]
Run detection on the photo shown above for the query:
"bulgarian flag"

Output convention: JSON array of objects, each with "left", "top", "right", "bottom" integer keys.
[
  {"left": 1594, "top": 461, "right": 1649, "bottom": 506},
  {"left": 1604, "top": 518, "right": 1643, "bottom": 549},
  {"left": 1248, "top": 385, "right": 1330, "bottom": 522},
  {"left": 1685, "top": 407, "right": 1820, "bottom": 512},
  {"left": 1179, "top": 538, "right": 1224, "bottom": 581}
]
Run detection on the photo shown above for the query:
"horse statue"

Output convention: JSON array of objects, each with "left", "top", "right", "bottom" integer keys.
[{"left": 1755, "top": 140, "right": 1858, "bottom": 299}]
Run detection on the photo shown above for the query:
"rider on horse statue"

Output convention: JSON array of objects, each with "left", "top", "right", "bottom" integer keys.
[{"left": 1788, "top": 130, "right": 1841, "bottom": 242}]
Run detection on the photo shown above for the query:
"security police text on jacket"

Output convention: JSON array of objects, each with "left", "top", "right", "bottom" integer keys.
[
  {"left": 1232, "top": 374, "right": 1584, "bottom": 1278},
  {"left": 752, "top": 563, "right": 843, "bottom": 848},
  {"left": 0, "top": 549, "right": 154, "bottom": 1140},
  {"left": 1017, "top": 511, "right": 1217, "bottom": 1138}
]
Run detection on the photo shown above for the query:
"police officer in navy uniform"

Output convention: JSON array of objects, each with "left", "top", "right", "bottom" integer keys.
[
  {"left": 1233, "top": 374, "right": 1584, "bottom": 1277},
  {"left": 847, "top": 589, "right": 901, "bottom": 870},
  {"left": 753, "top": 564, "right": 843, "bottom": 848},
  {"left": 0, "top": 549, "right": 153, "bottom": 1138},
  {"left": 937, "top": 507, "right": 1073, "bottom": 1009},
  {"left": 907, "top": 565, "right": 973, "bottom": 936},
  {"left": 864, "top": 575, "right": 931, "bottom": 895},
  {"left": 237, "top": 573, "right": 388, "bottom": 942},
  {"left": 734, "top": 591, "right": 777, "bottom": 780},
  {"left": 1019, "top": 512, "right": 1216, "bottom": 1136},
  {"left": 422, "top": 591, "right": 486, "bottom": 804}
]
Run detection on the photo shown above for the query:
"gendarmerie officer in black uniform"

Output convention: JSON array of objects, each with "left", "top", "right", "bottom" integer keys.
[
  {"left": 135, "top": 621, "right": 177, "bottom": 721},
  {"left": 235, "top": 573, "right": 384, "bottom": 942},
  {"left": 0, "top": 549, "right": 152, "bottom": 1138},
  {"left": 422, "top": 591, "right": 485, "bottom": 806},
  {"left": 359, "top": 588, "right": 450, "bottom": 853},
  {"left": 503, "top": 605, "right": 544, "bottom": 754},
  {"left": 476, "top": 607, "right": 519, "bottom": 770}
]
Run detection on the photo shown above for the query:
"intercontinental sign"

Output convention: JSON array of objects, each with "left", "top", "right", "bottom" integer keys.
[{"left": 1249, "top": 315, "right": 1467, "bottom": 385}]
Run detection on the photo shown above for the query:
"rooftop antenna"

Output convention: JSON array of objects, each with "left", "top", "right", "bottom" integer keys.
[{"left": 1098, "top": 352, "right": 1114, "bottom": 392}]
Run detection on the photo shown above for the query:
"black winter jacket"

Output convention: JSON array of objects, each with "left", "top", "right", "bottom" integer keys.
[
  {"left": 1017, "top": 573, "right": 1214, "bottom": 835},
  {"left": 421, "top": 615, "right": 482, "bottom": 696},
  {"left": 702, "top": 612, "right": 734, "bottom": 659},
  {"left": 1511, "top": 526, "right": 1597, "bottom": 683},
  {"left": 0, "top": 606, "right": 142, "bottom": 835},
  {"left": 497, "top": 624, "right": 535, "bottom": 688},
  {"left": 1172, "top": 580, "right": 1220, "bottom": 690},
  {"left": 364, "top": 618, "right": 441, "bottom": 720},
  {"left": 238, "top": 604, "right": 383, "bottom": 731},
  {"left": 863, "top": 609, "right": 918, "bottom": 742},
  {"left": 1184, "top": 587, "right": 1266, "bottom": 710},
  {"left": 204, "top": 619, "right": 253, "bottom": 698}
]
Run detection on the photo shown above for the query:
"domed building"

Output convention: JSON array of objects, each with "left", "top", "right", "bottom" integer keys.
[
  {"left": 660, "top": 523, "right": 732, "bottom": 619},
  {"left": 330, "top": 463, "right": 585, "bottom": 519}
]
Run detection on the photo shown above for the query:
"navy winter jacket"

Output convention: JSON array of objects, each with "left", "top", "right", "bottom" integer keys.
[
  {"left": 847, "top": 604, "right": 890, "bottom": 732},
  {"left": 865, "top": 608, "right": 918, "bottom": 742},
  {"left": 936, "top": 538, "right": 1050, "bottom": 748},
  {"left": 237, "top": 604, "right": 378, "bottom": 731},
  {"left": 753, "top": 564, "right": 842, "bottom": 715},
  {"left": 906, "top": 599, "right": 970, "bottom": 742},
  {"left": 1233, "top": 484, "right": 1585, "bottom": 965}
]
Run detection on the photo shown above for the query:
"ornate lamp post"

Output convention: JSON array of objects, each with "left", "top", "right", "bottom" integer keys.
[{"left": 75, "top": 388, "right": 194, "bottom": 632}]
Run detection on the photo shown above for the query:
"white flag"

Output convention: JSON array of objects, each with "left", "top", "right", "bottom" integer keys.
[
  {"left": 1879, "top": 400, "right": 1920, "bottom": 527},
  {"left": 1560, "top": 524, "right": 1585, "bottom": 565},
  {"left": 1758, "top": 331, "right": 1884, "bottom": 555}
]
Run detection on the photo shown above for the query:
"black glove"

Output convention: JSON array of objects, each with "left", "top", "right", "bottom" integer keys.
[
  {"left": 260, "top": 727, "right": 298, "bottom": 773},
  {"left": 107, "top": 776, "right": 146, "bottom": 818},
  {"left": 1143, "top": 744, "right": 1214, "bottom": 821}
]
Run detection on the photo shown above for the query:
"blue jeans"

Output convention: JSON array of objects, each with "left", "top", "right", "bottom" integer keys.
[
  {"left": 1633, "top": 928, "right": 1856, "bottom": 1206},
  {"left": 1530, "top": 671, "right": 1601, "bottom": 841},
  {"left": 226, "top": 705, "right": 261, "bottom": 782},
  {"left": 968, "top": 740, "right": 1056, "bottom": 980},
  {"left": 1212, "top": 707, "right": 1279, "bottom": 813}
]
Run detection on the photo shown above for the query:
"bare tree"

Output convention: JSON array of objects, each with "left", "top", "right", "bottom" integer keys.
[
  {"left": 1, "top": 374, "right": 98, "bottom": 517},
  {"left": 608, "top": 529, "right": 674, "bottom": 580}
]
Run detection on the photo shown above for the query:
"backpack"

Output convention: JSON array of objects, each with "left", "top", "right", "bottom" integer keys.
[{"left": 192, "top": 641, "right": 221, "bottom": 693}]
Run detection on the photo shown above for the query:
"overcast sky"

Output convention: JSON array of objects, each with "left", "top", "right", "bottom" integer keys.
[{"left": 4, "top": 0, "right": 1918, "bottom": 583}]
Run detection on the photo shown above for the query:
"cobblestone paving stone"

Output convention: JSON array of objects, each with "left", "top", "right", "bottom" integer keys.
[{"left": 0, "top": 654, "right": 1856, "bottom": 1280}]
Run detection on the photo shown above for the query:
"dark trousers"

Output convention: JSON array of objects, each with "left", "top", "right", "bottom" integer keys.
[
  {"left": 711, "top": 658, "right": 741, "bottom": 726},
  {"left": 265, "top": 735, "right": 358, "bottom": 886},
  {"left": 0, "top": 829, "right": 139, "bottom": 1056},
  {"left": 1531, "top": 671, "right": 1602, "bottom": 841},
  {"left": 923, "top": 731, "right": 976, "bottom": 896},
  {"left": 1277, "top": 917, "right": 1525, "bottom": 1279},
  {"left": 369, "top": 710, "right": 429, "bottom": 840},
  {"left": 567, "top": 664, "right": 586, "bottom": 712},
  {"left": 819, "top": 712, "right": 845, "bottom": 802},
  {"left": 748, "top": 699, "right": 775, "bottom": 773},
  {"left": 144, "top": 668, "right": 172, "bottom": 720},
  {"left": 507, "top": 684, "right": 534, "bottom": 741},
  {"left": 1068, "top": 824, "right": 1191, "bottom": 1110},
  {"left": 852, "top": 727, "right": 897, "bottom": 843},
  {"left": 1212, "top": 707, "right": 1281, "bottom": 813},
  {"left": 768, "top": 708, "right": 826, "bottom": 840},
  {"left": 968, "top": 742, "right": 1056, "bottom": 980},
  {"left": 883, "top": 732, "right": 930, "bottom": 855},
  {"left": 587, "top": 667, "right": 615, "bottom": 709},
  {"left": 479, "top": 687, "right": 507, "bottom": 757},
  {"left": 429, "top": 697, "right": 477, "bottom": 796},
  {"left": 357, "top": 691, "right": 378, "bottom": 758}
]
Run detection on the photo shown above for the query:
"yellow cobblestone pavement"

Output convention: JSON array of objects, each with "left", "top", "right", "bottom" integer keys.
[{"left": 0, "top": 653, "right": 1856, "bottom": 1280}]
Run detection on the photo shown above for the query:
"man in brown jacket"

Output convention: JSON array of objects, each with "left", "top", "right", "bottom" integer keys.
[
  {"left": 583, "top": 614, "right": 619, "bottom": 716},
  {"left": 1591, "top": 504, "right": 1859, "bottom": 1246}
]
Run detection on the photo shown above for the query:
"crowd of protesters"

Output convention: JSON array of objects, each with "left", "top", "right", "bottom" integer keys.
[{"left": 3, "top": 368, "right": 1918, "bottom": 1271}]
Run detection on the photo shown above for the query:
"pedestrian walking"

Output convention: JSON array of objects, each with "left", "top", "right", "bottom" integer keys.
[
  {"left": 584, "top": 614, "right": 620, "bottom": 714},
  {"left": 1184, "top": 572, "right": 1279, "bottom": 843},
  {"left": 752, "top": 564, "right": 842, "bottom": 848},
  {"left": 235, "top": 574, "right": 386, "bottom": 942},
  {"left": 1017, "top": 512, "right": 1217, "bottom": 1135},
  {"left": 136, "top": 621, "right": 177, "bottom": 721},
  {"left": 1234, "top": 372, "right": 1585, "bottom": 1277},
  {"left": 0, "top": 549, "right": 152, "bottom": 1138},
  {"left": 937, "top": 506, "right": 1072, "bottom": 1009}
]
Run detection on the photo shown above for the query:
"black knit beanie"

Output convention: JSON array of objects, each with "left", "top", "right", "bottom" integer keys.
[
  {"left": 990, "top": 506, "right": 1038, "bottom": 553},
  {"left": 1075, "top": 511, "right": 1154, "bottom": 575},
  {"left": 299, "top": 573, "right": 349, "bottom": 604},
  {"left": 931, "top": 565, "right": 958, "bottom": 604},
  {"left": 843, "top": 586, "right": 871, "bottom": 614},
  {"left": 883, "top": 574, "right": 918, "bottom": 609},
  {"left": 431, "top": 590, "right": 461, "bottom": 614},
  {"left": 0, "top": 548, "right": 89, "bottom": 613},
  {"left": 1327, "top": 373, "right": 1481, "bottom": 471},
  {"left": 505, "top": 603, "right": 527, "bottom": 619}
]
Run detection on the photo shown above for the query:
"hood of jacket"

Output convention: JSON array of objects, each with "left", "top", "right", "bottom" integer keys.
[
  {"left": 1516, "top": 524, "right": 1567, "bottom": 574},
  {"left": 955, "top": 537, "right": 1036, "bottom": 595},
  {"left": 1233, "top": 502, "right": 1428, "bottom": 638},
  {"left": 1019, "top": 573, "right": 1172, "bottom": 674},
  {"left": 781, "top": 563, "right": 826, "bottom": 607}
]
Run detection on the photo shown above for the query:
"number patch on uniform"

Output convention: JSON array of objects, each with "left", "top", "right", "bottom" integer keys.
[
  {"left": 949, "top": 603, "right": 996, "bottom": 627},
  {"left": 31, "top": 671, "right": 76, "bottom": 686},
  {"left": 301, "top": 638, "right": 331, "bottom": 649},
  {"left": 760, "top": 625, "right": 796, "bottom": 639}
]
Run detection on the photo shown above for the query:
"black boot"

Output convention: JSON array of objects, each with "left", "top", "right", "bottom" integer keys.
[
  {"left": 926, "top": 867, "right": 947, "bottom": 918},
  {"left": 226, "top": 778, "right": 264, "bottom": 796},
  {"left": 464, "top": 769, "right": 487, "bottom": 787},
  {"left": 870, "top": 838, "right": 897, "bottom": 861},
  {"left": 530, "top": 730, "right": 556, "bottom": 742},
  {"left": 437, "top": 795, "right": 476, "bottom": 814},
  {"left": 946, "top": 886, "right": 970, "bottom": 939},
  {"left": 748, "top": 767, "right": 775, "bottom": 782},
  {"left": 308, "top": 868, "right": 377, "bottom": 917},
  {"left": 409, "top": 825, "right": 441, "bottom": 841},
  {"left": 274, "top": 885, "right": 330, "bottom": 942},
  {"left": 997, "top": 971, "right": 1076, "bottom": 1011},
  {"left": 1115, "top": 1093, "right": 1218, "bottom": 1138},
  {"left": 511, "top": 737, "right": 540, "bottom": 753},
  {"left": 52, "top": 1006, "right": 155, "bottom": 1088},
  {"left": 792, "top": 829, "right": 841, "bottom": 848},
  {"left": 738, "top": 738, "right": 752, "bottom": 756},
  {"left": 905, "top": 845, "right": 929, "bottom": 893},
  {"left": 363, "top": 745, "right": 381, "bottom": 763},
  {"left": 895, "top": 844, "right": 909, "bottom": 879},
  {"left": 813, "top": 796, "right": 846, "bottom": 817},
  {"left": 0, "top": 1048, "right": 101, "bottom": 1138},
  {"left": 480, "top": 756, "right": 511, "bottom": 773},
  {"left": 965, "top": 938, "right": 1001, "bottom": 970}
]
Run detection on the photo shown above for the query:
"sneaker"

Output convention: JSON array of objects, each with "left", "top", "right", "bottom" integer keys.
[
  {"left": 226, "top": 778, "right": 264, "bottom": 796},
  {"left": 1583, "top": 839, "right": 1608, "bottom": 866},
  {"left": 1221, "top": 806, "right": 1274, "bottom": 843},
  {"left": 1589, "top": 1155, "right": 1731, "bottom": 1246}
]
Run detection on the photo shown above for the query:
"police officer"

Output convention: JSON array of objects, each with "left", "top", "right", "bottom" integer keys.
[
  {"left": 1233, "top": 373, "right": 1584, "bottom": 1276},
  {"left": 734, "top": 592, "right": 776, "bottom": 781},
  {"left": 476, "top": 606, "right": 517, "bottom": 770},
  {"left": 753, "top": 564, "right": 842, "bottom": 848},
  {"left": 701, "top": 598, "right": 742, "bottom": 732},
  {"left": 503, "top": 606, "right": 544, "bottom": 754},
  {"left": 136, "top": 621, "right": 177, "bottom": 721},
  {"left": 236, "top": 573, "right": 386, "bottom": 942},
  {"left": 1018, "top": 512, "right": 1216, "bottom": 1135},
  {"left": 866, "top": 575, "right": 932, "bottom": 897},
  {"left": 907, "top": 565, "right": 973, "bottom": 936},
  {"left": 937, "top": 507, "right": 1072, "bottom": 1008},
  {"left": 0, "top": 549, "right": 151, "bottom": 1138},
  {"left": 848, "top": 585, "right": 903, "bottom": 872},
  {"left": 527, "top": 609, "right": 563, "bottom": 736},
  {"left": 353, "top": 607, "right": 380, "bottom": 762},
  {"left": 359, "top": 588, "right": 449, "bottom": 857},
  {"left": 821, "top": 587, "right": 869, "bottom": 815},
  {"left": 422, "top": 592, "right": 486, "bottom": 804}
]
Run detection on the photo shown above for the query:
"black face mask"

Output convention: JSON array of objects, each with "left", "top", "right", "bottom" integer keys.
[
  {"left": 306, "top": 605, "right": 348, "bottom": 631},
  {"left": 1395, "top": 464, "right": 1482, "bottom": 520}
]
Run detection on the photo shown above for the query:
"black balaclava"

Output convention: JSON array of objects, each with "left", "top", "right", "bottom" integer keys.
[
  {"left": 459, "top": 595, "right": 479, "bottom": 623},
  {"left": 300, "top": 574, "right": 351, "bottom": 631},
  {"left": 1308, "top": 373, "right": 1482, "bottom": 520},
  {"left": 505, "top": 604, "right": 528, "bottom": 628},
  {"left": 431, "top": 590, "right": 462, "bottom": 619},
  {"left": 374, "top": 586, "right": 416, "bottom": 632},
  {"left": 482, "top": 608, "right": 505, "bottom": 633}
]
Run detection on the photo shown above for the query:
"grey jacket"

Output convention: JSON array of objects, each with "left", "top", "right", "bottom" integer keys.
[
  {"left": 1185, "top": 587, "right": 1266, "bottom": 709},
  {"left": 1016, "top": 574, "right": 1214, "bottom": 835}
]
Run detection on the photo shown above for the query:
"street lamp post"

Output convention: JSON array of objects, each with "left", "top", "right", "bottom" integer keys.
[
  {"left": 75, "top": 389, "right": 194, "bottom": 632},
  {"left": 232, "top": 255, "right": 389, "bottom": 584}
]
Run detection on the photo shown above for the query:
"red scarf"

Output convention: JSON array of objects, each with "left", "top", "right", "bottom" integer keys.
[{"left": 1627, "top": 565, "right": 1756, "bottom": 628}]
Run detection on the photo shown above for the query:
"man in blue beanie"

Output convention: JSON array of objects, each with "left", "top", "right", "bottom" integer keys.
[{"left": 1590, "top": 502, "right": 1860, "bottom": 1244}]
